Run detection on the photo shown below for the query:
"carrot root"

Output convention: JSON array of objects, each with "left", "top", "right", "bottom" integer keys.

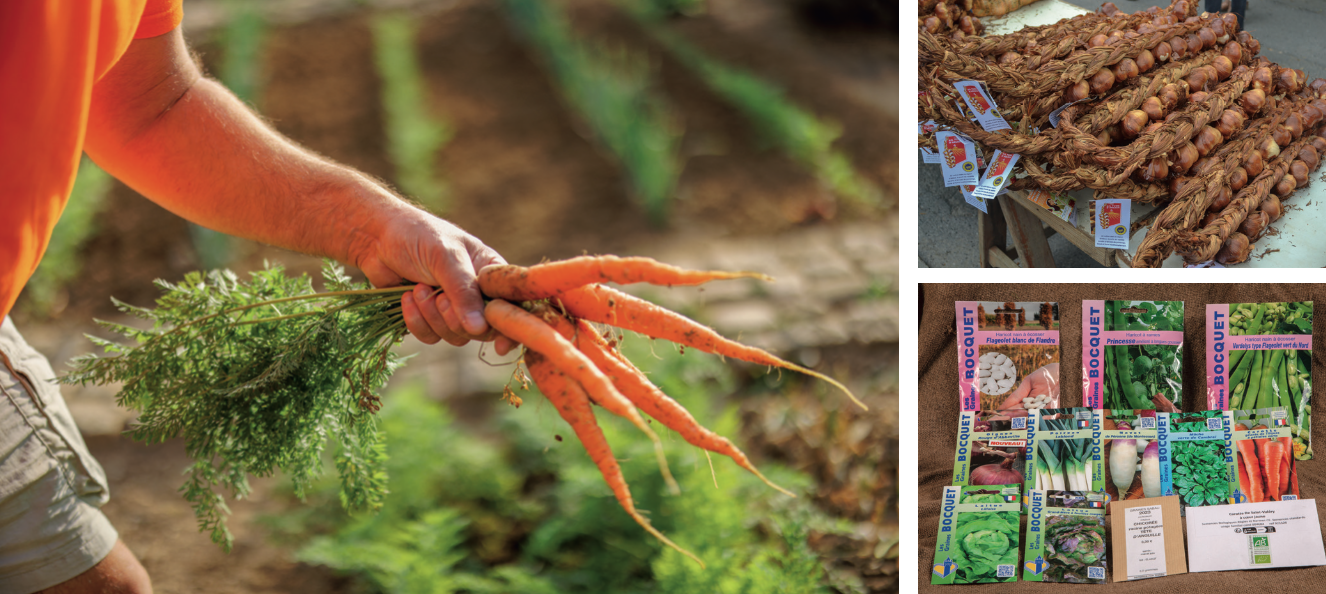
[
  {"left": 525, "top": 351, "right": 704, "bottom": 568},
  {"left": 478, "top": 256, "right": 772, "bottom": 301},
  {"left": 577, "top": 319, "right": 796, "bottom": 498},
  {"left": 556, "top": 285, "right": 865, "bottom": 410}
]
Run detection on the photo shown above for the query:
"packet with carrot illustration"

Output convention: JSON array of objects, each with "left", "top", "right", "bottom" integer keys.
[
  {"left": 931, "top": 484, "right": 1023, "bottom": 584},
  {"left": 957, "top": 302, "right": 1061, "bottom": 413},
  {"left": 1206, "top": 302, "right": 1312, "bottom": 461},
  {"left": 1093, "top": 409, "right": 1160, "bottom": 509},
  {"left": 953, "top": 410, "right": 1029, "bottom": 488},
  {"left": 1229, "top": 407, "right": 1299, "bottom": 504},
  {"left": 1023, "top": 490, "right": 1108, "bottom": 583},
  {"left": 1082, "top": 301, "right": 1183, "bottom": 411},
  {"left": 1024, "top": 408, "right": 1102, "bottom": 498}
]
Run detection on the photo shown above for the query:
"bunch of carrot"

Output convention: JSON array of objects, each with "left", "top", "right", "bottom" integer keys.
[
  {"left": 1233, "top": 423, "right": 1299, "bottom": 503},
  {"left": 475, "top": 255, "right": 863, "bottom": 567}
]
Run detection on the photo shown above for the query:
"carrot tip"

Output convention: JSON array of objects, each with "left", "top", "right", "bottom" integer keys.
[
  {"left": 786, "top": 363, "right": 867, "bottom": 410},
  {"left": 652, "top": 435, "right": 681, "bottom": 495},
  {"left": 704, "top": 450, "right": 720, "bottom": 490},
  {"left": 635, "top": 514, "right": 705, "bottom": 569}
]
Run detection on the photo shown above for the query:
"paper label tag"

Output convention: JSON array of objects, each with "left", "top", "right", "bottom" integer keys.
[
  {"left": 938, "top": 131, "right": 980, "bottom": 187},
  {"left": 961, "top": 184, "right": 990, "bottom": 213},
  {"left": 1125, "top": 505, "right": 1168, "bottom": 580},
  {"left": 973, "top": 150, "right": 1020, "bottom": 199},
  {"left": 921, "top": 147, "right": 941, "bottom": 163},
  {"left": 954, "top": 80, "right": 1011, "bottom": 132},
  {"left": 1095, "top": 199, "right": 1132, "bottom": 249},
  {"left": 919, "top": 120, "right": 939, "bottom": 135},
  {"left": 1026, "top": 189, "right": 1075, "bottom": 223}
]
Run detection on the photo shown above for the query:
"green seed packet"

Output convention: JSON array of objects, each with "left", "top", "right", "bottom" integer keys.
[{"left": 932, "top": 484, "right": 1022, "bottom": 584}]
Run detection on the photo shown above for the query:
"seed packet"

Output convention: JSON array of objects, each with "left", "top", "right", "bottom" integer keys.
[
  {"left": 957, "top": 302, "right": 1061, "bottom": 412},
  {"left": 1023, "top": 490, "right": 1108, "bottom": 583},
  {"left": 1229, "top": 407, "right": 1300, "bottom": 504},
  {"left": 932, "top": 484, "right": 1023, "bottom": 584},
  {"left": 1094, "top": 409, "right": 1159, "bottom": 506},
  {"left": 1206, "top": 302, "right": 1312, "bottom": 461},
  {"left": 954, "top": 410, "right": 1029, "bottom": 487},
  {"left": 1082, "top": 301, "right": 1183, "bottom": 411},
  {"left": 1157, "top": 411, "right": 1232, "bottom": 511},
  {"left": 1025, "top": 408, "right": 1101, "bottom": 496}
]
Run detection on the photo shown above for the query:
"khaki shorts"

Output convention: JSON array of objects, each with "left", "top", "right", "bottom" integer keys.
[{"left": 0, "top": 317, "right": 117, "bottom": 594}]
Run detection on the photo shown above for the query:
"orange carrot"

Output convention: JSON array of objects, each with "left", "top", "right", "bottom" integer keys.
[
  {"left": 554, "top": 284, "right": 865, "bottom": 410},
  {"left": 1278, "top": 436, "right": 1293, "bottom": 498},
  {"left": 1235, "top": 437, "right": 1264, "bottom": 502},
  {"left": 524, "top": 351, "right": 703, "bottom": 568},
  {"left": 1292, "top": 463, "right": 1300, "bottom": 498},
  {"left": 485, "top": 299, "right": 652, "bottom": 434},
  {"left": 1263, "top": 441, "right": 1284, "bottom": 501},
  {"left": 524, "top": 302, "right": 678, "bottom": 494},
  {"left": 1278, "top": 457, "right": 1290, "bottom": 500},
  {"left": 478, "top": 256, "right": 772, "bottom": 301},
  {"left": 573, "top": 317, "right": 794, "bottom": 497}
]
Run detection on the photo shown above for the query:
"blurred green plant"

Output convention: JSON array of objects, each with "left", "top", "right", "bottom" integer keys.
[
  {"left": 280, "top": 336, "right": 845, "bottom": 593},
  {"left": 502, "top": 0, "right": 681, "bottom": 223},
  {"left": 22, "top": 157, "right": 112, "bottom": 317},
  {"left": 627, "top": 7, "right": 882, "bottom": 209},
  {"left": 371, "top": 12, "right": 451, "bottom": 211},
  {"left": 636, "top": 0, "right": 707, "bottom": 18}
]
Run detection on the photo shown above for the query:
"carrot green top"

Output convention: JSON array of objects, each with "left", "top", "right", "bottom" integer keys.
[{"left": 0, "top": 0, "right": 183, "bottom": 320}]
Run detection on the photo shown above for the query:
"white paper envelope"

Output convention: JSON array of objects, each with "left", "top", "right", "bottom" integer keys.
[{"left": 1186, "top": 500, "right": 1326, "bottom": 572}]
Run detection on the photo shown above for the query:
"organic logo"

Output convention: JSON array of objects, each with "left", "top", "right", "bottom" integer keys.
[
  {"left": 1114, "top": 225, "right": 1127, "bottom": 236},
  {"left": 963, "top": 162, "right": 976, "bottom": 172},
  {"left": 991, "top": 176, "right": 1004, "bottom": 187}
]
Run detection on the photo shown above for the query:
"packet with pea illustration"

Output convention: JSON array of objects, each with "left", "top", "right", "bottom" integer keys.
[
  {"left": 957, "top": 302, "right": 1061, "bottom": 412},
  {"left": 1206, "top": 302, "right": 1312, "bottom": 460},
  {"left": 1082, "top": 301, "right": 1184, "bottom": 411}
]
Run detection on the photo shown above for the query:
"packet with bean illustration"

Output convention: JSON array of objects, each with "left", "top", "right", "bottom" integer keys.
[
  {"left": 932, "top": 484, "right": 1023, "bottom": 584},
  {"left": 957, "top": 302, "right": 1061, "bottom": 412},
  {"left": 953, "top": 410, "right": 1029, "bottom": 487},
  {"left": 1206, "top": 302, "right": 1312, "bottom": 460},
  {"left": 1082, "top": 301, "right": 1184, "bottom": 411},
  {"left": 1023, "top": 490, "right": 1108, "bottom": 583}
]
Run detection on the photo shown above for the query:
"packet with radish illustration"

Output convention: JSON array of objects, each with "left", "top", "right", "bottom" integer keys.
[
  {"left": 956, "top": 302, "right": 1061, "bottom": 413},
  {"left": 1093, "top": 409, "right": 1159, "bottom": 509},
  {"left": 1081, "top": 301, "right": 1184, "bottom": 411},
  {"left": 953, "top": 410, "right": 1029, "bottom": 488},
  {"left": 931, "top": 484, "right": 1023, "bottom": 584},
  {"left": 1024, "top": 408, "right": 1102, "bottom": 498},
  {"left": 1157, "top": 410, "right": 1233, "bottom": 512},
  {"left": 1023, "top": 490, "right": 1108, "bottom": 583},
  {"left": 1229, "top": 407, "right": 1299, "bottom": 505},
  {"left": 1206, "top": 302, "right": 1312, "bottom": 461}
]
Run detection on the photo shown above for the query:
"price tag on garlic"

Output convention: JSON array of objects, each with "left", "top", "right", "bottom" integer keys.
[
  {"left": 972, "top": 150, "right": 1020, "bottom": 199},
  {"left": 953, "top": 80, "right": 1011, "bottom": 133},
  {"left": 937, "top": 131, "right": 979, "bottom": 187},
  {"left": 961, "top": 184, "right": 989, "bottom": 213},
  {"left": 1094, "top": 198, "right": 1132, "bottom": 250}
]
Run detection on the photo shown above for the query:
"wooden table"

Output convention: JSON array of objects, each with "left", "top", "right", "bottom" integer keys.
[{"left": 978, "top": 189, "right": 1124, "bottom": 268}]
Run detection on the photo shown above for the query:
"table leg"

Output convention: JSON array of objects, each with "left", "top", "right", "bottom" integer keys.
[
  {"left": 999, "top": 195, "right": 1057, "bottom": 268},
  {"left": 978, "top": 202, "right": 1008, "bottom": 268}
]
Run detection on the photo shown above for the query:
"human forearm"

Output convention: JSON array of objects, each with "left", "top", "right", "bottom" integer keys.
[{"left": 85, "top": 33, "right": 413, "bottom": 263}]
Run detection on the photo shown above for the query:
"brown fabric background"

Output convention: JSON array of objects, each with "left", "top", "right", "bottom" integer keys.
[{"left": 918, "top": 283, "right": 1323, "bottom": 590}]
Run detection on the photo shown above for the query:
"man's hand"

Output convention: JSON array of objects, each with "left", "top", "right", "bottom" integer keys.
[
  {"left": 996, "top": 362, "right": 1060, "bottom": 410},
  {"left": 351, "top": 209, "right": 515, "bottom": 354}
]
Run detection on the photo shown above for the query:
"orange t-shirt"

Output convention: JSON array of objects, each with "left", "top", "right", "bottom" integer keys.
[{"left": 0, "top": 0, "right": 183, "bottom": 320}]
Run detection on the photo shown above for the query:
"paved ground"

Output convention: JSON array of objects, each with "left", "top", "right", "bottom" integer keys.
[{"left": 919, "top": 0, "right": 1326, "bottom": 267}]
